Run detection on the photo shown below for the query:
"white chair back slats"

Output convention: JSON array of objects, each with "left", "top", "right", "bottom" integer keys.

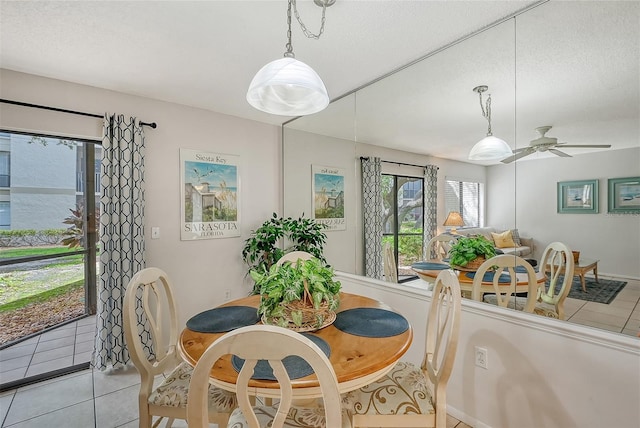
[{"left": 187, "top": 325, "right": 344, "bottom": 428}]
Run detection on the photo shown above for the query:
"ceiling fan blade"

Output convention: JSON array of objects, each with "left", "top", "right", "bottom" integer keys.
[
  {"left": 549, "top": 148, "right": 572, "bottom": 157},
  {"left": 501, "top": 148, "right": 535, "bottom": 163},
  {"left": 558, "top": 144, "right": 612, "bottom": 148},
  {"left": 511, "top": 147, "right": 532, "bottom": 153}
]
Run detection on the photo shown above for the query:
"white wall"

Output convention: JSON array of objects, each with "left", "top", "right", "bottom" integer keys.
[
  {"left": 337, "top": 271, "right": 640, "bottom": 428},
  {"left": 283, "top": 128, "right": 359, "bottom": 273},
  {"left": 0, "top": 69, "right": 281, "bottom": 327},
  {"left": 488, "top": 148, "right": 640, "bottom": 278},
  {"left": 5, "top": 68, "right": 638, "bottom": 426}
]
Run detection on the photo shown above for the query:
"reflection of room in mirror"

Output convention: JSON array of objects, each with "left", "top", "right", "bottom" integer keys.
[{"left": 283, "top": 1, "right": 639, "bottom": 339}]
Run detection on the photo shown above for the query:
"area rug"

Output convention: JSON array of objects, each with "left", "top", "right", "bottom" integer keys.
[{"left": 550, "top": 276, "right": 627, "bottom": 304}]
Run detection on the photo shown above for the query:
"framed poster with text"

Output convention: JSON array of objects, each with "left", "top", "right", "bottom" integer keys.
[
  {"left": 180, "top": 149, "right": 240, "bottom": 240},
  {"left": 312, "top": 165, "right": 346, "bottom": 231}
]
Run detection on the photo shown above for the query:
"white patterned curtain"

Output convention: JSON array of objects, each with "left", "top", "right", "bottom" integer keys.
[
  {"left": 423, "top": 165, "right": 439, "bottom": 259},
  {"left": 361, "top": 157, "right": 383, "bottom": 279},
  {"left": 93, "top": 114, "right": 147, "bottom": 371}
]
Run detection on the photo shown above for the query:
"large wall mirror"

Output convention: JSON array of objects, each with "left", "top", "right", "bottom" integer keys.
[{"left": 284, "top": 1, "right": 639, "bottom": 337}]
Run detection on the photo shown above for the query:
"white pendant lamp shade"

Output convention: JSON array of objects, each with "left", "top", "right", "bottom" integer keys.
[
  {"left": 468, "top": 135, "right": 512, "bottom": 160},
  {"left": 247, "top": 57, "right": 330, "bottom": 116}
]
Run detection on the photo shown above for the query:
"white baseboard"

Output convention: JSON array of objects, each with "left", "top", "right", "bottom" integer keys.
[{"left": 595, "top": 272, "right": 640, "bottom": 281}]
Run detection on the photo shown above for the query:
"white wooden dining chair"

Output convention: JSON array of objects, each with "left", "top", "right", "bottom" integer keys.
[
  {"left": 425, "top": 234, "right": 457, "bottom": 261},
  {"left": 533, "top": 241, "right": 575, "bottom": 320},
  {"left": 275, "top": 250, "right": 314, "bottom": 266},
  {"left": 471, "top": 254, "right": 539, "bottom": 313},
  {"left": 186, "top": 324, "right": 350, "bottom": 428},
  {"left": 123, "top": 267, "right": 237, "bottom": 428},
  {"left": 383, "top": 241, "right": 398, "bottom": 283},
  {"left": 347, "top": 269, "right": 461, "bottom": 428}
]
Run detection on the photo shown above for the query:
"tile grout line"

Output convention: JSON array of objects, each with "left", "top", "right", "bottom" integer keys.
[
  {"left": 23, "top": 329, "right": 41, "bottom": 379},
  {"left": 622, "top": 298, "right": 640, "bottom": 332},
  {"left": 91, "top": 368, "right": 97, "bottom": 428},
  {"left": 73, "top": 320, "right": 80, "bottom": 365}
]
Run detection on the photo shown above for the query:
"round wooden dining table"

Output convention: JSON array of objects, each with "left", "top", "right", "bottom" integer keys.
[
  {"left": 412, "top": 260, "right": 546, "bottom": 295},
  {"left": 179, "top": 292, "right": 413, "bottom": 400}
]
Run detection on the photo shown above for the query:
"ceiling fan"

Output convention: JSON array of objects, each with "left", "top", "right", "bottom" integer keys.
[{"left": 501, "top": 126, "right": 612, "bottom": 163}]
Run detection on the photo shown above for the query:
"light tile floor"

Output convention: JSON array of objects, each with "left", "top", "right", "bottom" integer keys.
[
  {"left": 0, "top": 274, "right": 637, "bottom": 427},
  {"left": 0, "top": 316, "right": 95, "bottom": 386}
]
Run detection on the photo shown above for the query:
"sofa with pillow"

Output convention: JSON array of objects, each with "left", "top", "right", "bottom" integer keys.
[{"left": 454, "top": 227, "right": 533, "bottom": 257}]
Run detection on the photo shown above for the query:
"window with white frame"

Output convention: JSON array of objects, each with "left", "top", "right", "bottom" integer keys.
[{"left": 444, "top": 178, "right": 484, "bottom": 227}]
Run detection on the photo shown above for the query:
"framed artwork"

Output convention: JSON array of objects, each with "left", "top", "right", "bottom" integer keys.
[
  {"left": 180, "top": 149, "right": 240, "bottom": 240},
  {"left": 312, "top": 165, "right": 346, "bottom": 231},
  {"left": 557, "top": 179, "right": 599, "bottom": 214},
  {"left": 608, "top": 176, "right": 640, "bottom": 213}
]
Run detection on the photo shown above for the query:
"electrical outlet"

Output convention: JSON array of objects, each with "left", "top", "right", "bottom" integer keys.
[
  {"left": 224, "top": 289, "right": 231, "bottom": 301},
  {"left": 475, "top": 346, "right": 488, "bottom": 369}
]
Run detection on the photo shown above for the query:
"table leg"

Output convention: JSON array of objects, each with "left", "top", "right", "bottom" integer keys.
[
  {"left": 594, "top": 264, "right": 599, "bottom": 283},
  {"left": 580, "top": 273, "right": 586, "bottom": 292}
]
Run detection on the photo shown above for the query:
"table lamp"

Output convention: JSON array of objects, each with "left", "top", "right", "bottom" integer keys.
[{"left": 443, "top": 211, "right": 465, "bottom": 234}]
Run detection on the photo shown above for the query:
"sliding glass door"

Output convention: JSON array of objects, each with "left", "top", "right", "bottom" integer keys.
[
  {"left": 381, "top": 174, "right": 424, "bottom": 282},
  {"left": 0, "top": 131, "right": 99, "bottom": 349}
]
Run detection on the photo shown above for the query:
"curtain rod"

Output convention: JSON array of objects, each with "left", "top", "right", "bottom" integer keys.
[
  {"left": 0, "top": 98, "right": 157, "bottom": 128},
  {"left": 360, "top": 157, "right": 430, "bottom": 169}
]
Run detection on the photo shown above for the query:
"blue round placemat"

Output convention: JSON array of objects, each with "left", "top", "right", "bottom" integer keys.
[
  {"left": 186, "top": 306, "right": 259, "bottom": 333},
  {"left": 411, "top": 262, "right": 449, "bottom": 270},
  {"left": 465, "top": 271, "right": 512, "bottom": 283},
  {"left": 333, "top": 308, "right": 409, "bottom": 338},
  {"left": 231, "top": 333, "right": 330, "bottom": 380},
  {"left": 514, "top": 265, "right": 539, "bottom": 273}
]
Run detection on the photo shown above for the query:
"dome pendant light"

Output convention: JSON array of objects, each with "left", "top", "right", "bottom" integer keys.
[
  {"left": 247, "top": 0, "right": 333, "bottom": 116},
  {"left": 468, "top": 85, "right": 513, "bottom": 161}
]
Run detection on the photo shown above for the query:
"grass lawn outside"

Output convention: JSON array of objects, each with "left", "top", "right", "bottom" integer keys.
[
  {"left": 0, "top": 246, "right": 80, "bottom": 259},
  {"left": 0, "top": 263, "right": 85, "bottom": 306},
  {"left": 0, "top": 246, "right": 90, "bottom": 345}
]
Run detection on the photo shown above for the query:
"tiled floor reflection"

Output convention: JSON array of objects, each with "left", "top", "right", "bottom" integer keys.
[
  {"left": 409, "top": 274, "right": 640, "bottom": 337},
  {"left": 561, "top": 275, "right": 640, "bottom": 336}
]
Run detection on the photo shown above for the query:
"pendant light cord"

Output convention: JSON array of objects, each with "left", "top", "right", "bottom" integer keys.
[
  {"left": 285, "top": 0, "right": 295, "bottom": 57},
  {"left": 477, "top": 90, "right": 493, "bottom": 136},
  {"left": 285, "top": 0, "right": 328, "bottom": 57},
  {"left": 293, "top": 0, "right": 327, "bottom": 39}
]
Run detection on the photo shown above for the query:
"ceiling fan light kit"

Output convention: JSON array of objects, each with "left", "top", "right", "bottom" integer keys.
[
  {"left": 247, "top": 0, "right": 333, "bottom": 116},
  {"left": 469, "top": 85, "right": 512, "bottom": 161}
]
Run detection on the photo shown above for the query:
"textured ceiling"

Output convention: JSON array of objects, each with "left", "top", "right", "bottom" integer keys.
[
  {"left": 1, "top": 0, "right": 538, "bottom": 125},
  {"left": 1, "top": 1, "right": 638, "bottom": 164},
  {"left": 286, "top": 0, "right": 640, "bottom": 163}
]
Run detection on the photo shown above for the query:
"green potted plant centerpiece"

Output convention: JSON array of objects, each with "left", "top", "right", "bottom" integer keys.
[
  {"left": 448, "top": 235, "right": 496, "bottom": 270},
  {"left": 242, "top": 213, "right": 328, "bottom": 294},
  {"left": 250, "top": 257, "right": 341, "bottom": 331}
]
